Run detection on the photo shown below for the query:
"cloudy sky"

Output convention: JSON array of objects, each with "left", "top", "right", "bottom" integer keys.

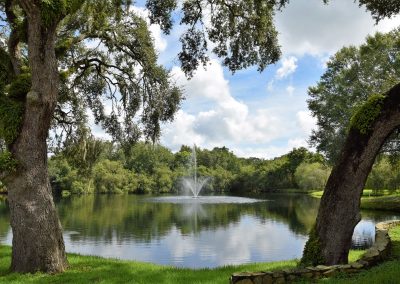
[{"left": 132, "top": 0, "right": 400, "bottom": 159}]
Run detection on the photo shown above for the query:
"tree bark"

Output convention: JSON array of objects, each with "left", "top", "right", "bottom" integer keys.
[
  {"left": 302, "top": 83, "right": 400, "bottom": 265},
  {"left": 5, "top": 2, "right": 68, "bottom": 273}
]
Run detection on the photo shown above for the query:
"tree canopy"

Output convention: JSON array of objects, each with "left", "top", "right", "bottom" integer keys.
[{"left": 308, "top": 29, "right": 400, "bottom": 163}]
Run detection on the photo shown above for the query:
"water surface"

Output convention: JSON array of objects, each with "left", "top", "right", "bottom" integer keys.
[{"left": 0, "top": 193, "right": 398, "bottom": 268}]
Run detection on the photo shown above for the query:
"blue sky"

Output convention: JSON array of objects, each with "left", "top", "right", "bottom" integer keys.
[{"left": 98, "top": 0, "right": 400, "bottom": 159}]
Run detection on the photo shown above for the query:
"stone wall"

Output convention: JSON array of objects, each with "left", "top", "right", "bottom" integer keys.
[{"left": 230, "top": 220, "right": 400, "bottom": 284}]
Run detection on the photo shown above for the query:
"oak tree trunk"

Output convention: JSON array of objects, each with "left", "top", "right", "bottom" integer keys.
[
  {"left": 5, "top": 4, "right": 67, "bottom": 273},
  {"left": 302, "top": 83, "right": 400, "bottom": 265}
]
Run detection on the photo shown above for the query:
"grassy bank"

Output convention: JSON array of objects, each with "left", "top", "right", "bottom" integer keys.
[
  {"left": 310, "top": 190, "right": 400, "bottom": 211},
  {"left": 1, "top": 226, "right": 400, "bottom": 283},
  {"left": 0, "top": 247, "right": 365, "bottom": 284}
]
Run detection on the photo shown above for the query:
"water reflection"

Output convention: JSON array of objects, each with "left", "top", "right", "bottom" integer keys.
[{"left": 0, "top": 193, "right": 399, "bottom": 268}]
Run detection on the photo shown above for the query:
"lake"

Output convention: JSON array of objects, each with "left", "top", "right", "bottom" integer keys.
[{"left": 0, "top": 193, "right": 399, "bottom": 268}]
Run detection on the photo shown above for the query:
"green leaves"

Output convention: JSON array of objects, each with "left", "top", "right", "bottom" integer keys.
[
  {"left": 40, "top": 0, "right": 84, "bottom": 27},
  {"left": 146, "top": 0, "right": 177, "bottom": 34},
  {"left": 0, "top": 98, "right": 23, "bottom": 144},
  {"left": 147, "top": 0, "right": 284, "bottom": 76},
  {"left": 359, "top": 0, "right": 400, "bottom": 22},
  {"left": 308, "top": 29, "right": 400, "bottom": 163},
  {"left": 0, "top": 151, "right": 18, "bottom": 174}
]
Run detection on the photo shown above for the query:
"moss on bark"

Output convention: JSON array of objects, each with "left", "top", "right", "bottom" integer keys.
[
  {"left": 300, "top": 226, "right": 325, "bottom": 266},
  {"left": 350, "top": 94, "right": 386, "bottom": 135}
]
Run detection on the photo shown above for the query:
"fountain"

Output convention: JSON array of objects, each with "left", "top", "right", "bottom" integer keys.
[
  {"left": 148, "top": 144, "right": 265, "bottom": 204},
  {"left": 182, "top": 145, "right": 209, "bottom": 198}
]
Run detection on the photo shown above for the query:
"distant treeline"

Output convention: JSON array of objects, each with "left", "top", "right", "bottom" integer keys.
[
  {"left": 44, "top": 131, "right": 332, "bottom": 195},
  {"left": 1, "top": 135, "right": 397, "bottom": 196}
]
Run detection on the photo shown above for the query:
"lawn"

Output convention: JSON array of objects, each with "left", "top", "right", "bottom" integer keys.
[
  {"left": 311, "top": 190, "right": 400, "bottom": 211},
  {"left": 1, "top": 226, "right": 400, "bottom": 283},
  {"left": 0, "top": 247, "right": 364, "bottom": 284}
]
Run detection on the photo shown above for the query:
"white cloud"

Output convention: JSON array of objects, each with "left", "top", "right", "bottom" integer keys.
[
  {"left": 162, "top": 60, "right": 288, "bottom": 151},
  {"left": 276, "top": 56, "right": 298, "bottom": 79},
  {"left": 286, "top": 85, "right": 295, "bottom": 95},
  {"left": 296, "top": 110, "right": 317, "bottom": 135},
  {"left": 275, "top": 0, "right": 400, "bottom": 57},
  {"left": 130, "top": 6, "right": 167, "bottom": 53}
]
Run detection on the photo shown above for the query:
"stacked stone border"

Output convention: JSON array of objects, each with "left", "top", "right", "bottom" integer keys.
[{"left": 230, "top": 220, "right": 400, "bottom": 284}]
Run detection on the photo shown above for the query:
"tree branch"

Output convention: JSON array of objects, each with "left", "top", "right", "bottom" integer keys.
[{"left": 5, "top": 0, "right": 22, "bottom": 75}]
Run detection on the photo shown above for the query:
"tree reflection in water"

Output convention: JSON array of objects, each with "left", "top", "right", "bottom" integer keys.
[{"left": 0, "top": 194, "right": 399, "bottom": 267}]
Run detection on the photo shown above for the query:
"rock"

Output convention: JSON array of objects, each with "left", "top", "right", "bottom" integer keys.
[
  {"left": 323, "top": 269, "right": 338, "bottom": 277},
  {"left": 253, "top": 275, "right": 263, "bottom": 284},
  {"left": 315, "top": 265, "right": 331, "bottom": 272},
  {"left": 287, "top": 274, "right": 297, "bottom": 281},
  {"left": 363, "top": 248, "right": 379, "bottom": 259},
  {"left": 350, "top": 262, "right": 364, "bottom": 269},
  {"left": 272, "top": 272, "right": 283, "bottom": 278},
  {"left": 236, "top": 280, "right": 253, "bottom": 284},
  {"left": 262, "top": 274, "right": 273, "bottom": 284},
  {"left": 301, "top": 272, "right": 314, "bottom": 279},
  {"left": 274, "top": 277, "right": 285, "bottom": 284}
]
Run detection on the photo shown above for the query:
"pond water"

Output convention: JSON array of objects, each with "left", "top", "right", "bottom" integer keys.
[{"left": 0, "top": 193, "right": 399, "bottom": 268}]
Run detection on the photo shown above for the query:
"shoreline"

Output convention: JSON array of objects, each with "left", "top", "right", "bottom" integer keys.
[
  {"left": 310, "top": 190, "right": 400, "bottom": 212},
  {"left": 0, "top": 245, "right": 363, "bottom": 284}
]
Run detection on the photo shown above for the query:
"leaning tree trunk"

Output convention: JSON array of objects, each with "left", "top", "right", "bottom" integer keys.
[
  {"left": 302, "top": 83, "right": 400, "bottom": 266},
  {"left": 5, "top": 4, "right": 67, "bottom": 273}
]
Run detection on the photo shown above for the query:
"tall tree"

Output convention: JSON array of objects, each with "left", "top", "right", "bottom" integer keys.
[
  {"left": 308, "top": 30, "right": 400, "bottom": 164},
  {"left": 0, "top": 0, "right": 286, "bottom": 273},
  {"left": 302, "top": 84, "right": 400, "bottom": 265},
  {"left": 301, "top": 1, "right": 400, "bottom": 266}
]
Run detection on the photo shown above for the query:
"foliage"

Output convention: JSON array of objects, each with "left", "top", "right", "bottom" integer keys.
[
  {"left": 0, "top": 51, "right": 25, "bottom": 145},
  {"left": 350, "top": 94, "right": 386, "bottom": 135},
  {"left": 48, "top": 157, "right": 92, "bottom": 194},
  {"left": 308, "top": 29, "right": 400, "bottom": 163},
  {"left": 0, "top": 151, "right": 18, "bottom": 174},
  {"left": 147, "top": 0, "right": 288, "bottom": 76},
  {"left": 93, "top": 160, "right": 137, "bottom": 194},
  {"left": 0, "top": 98, "right": 23, "bottom": 144},
  {"left": 40, "top": 0, "right": 83, "bottom": 27},
  {"left": 300, "top": 226, "right": 325, "bottom": 267},
  {"left": 359, "top": 0, "right": 400, "bottom": 22},
  {"left": 295, "top": 162, "right": 331, "bottom": 190},
  {"left": 366, "top": 154, "right": 400, "bottom": 194},
  {"left": 49, "top": 141, "right": 326, "bottom": 195}
]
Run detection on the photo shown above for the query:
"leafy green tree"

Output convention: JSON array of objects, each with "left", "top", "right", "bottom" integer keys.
[
  {"left": 93, "top": 159, "right": 137, "bottom": 194},
  {"left": 366, "top": 156, "right": 395, "bottom": 194},
  {"left": 308, "top": 29, "right": 400, "bottom": 163},
  {"left": 295, "top": 162, "right": 330, "bottom": 190},
  {"left": 48, "top": 157, "right": 83, "bottom": 194},
  {"left": 62, "top": 126, "right": 105, "bottom": 177},
  {"left": 0, "top": 0, "right": 180, "bottom": 273},
  {"left": 208, "top": 166, "right": 235, "bottom": 192},
  {"left": 125, "top": 143, "right": 174, "bottom": 174},
  {"left": 302, "top": 28, "right": 400, "bottom": 266},
  {"left": 153, "top": 165, "right": 173, "bottom": 193}
]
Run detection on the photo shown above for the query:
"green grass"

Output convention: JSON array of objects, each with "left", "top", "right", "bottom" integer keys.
[
  {"left": 310, "top": 190, "right": 400, "bottom": 211},
  {"left": 0, "top": 247, "right": 365, "bottom": 284}
]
